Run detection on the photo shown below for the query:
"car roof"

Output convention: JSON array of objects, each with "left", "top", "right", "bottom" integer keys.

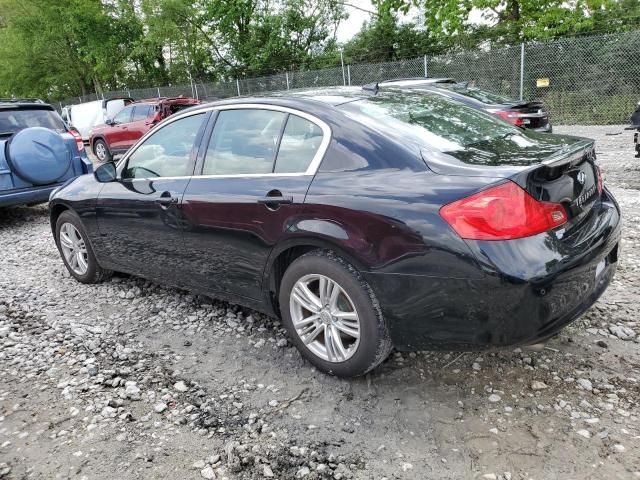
[
  {"left": 163, "top": 85, "right": 475, "bottom": 120},
  {"left": 188, "top": 87, "right": 369, "bottom": 112},
  {"left": 0, "top": 100, "right": 55, "bottom": 111},
  {"left": 378, "top": 77, "right": 456, "bottom": 86}
]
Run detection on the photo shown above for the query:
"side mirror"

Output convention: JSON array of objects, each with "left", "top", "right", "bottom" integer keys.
[
  {"left": 105, "top": 118, "right": 115, "bottom": 126},
  {"left": 94, "top": 161, "right": 117, "bottom": 183}
]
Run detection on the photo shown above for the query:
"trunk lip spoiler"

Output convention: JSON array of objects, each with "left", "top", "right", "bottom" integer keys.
[{"left": 541, "top": 139, "right": 595, "bottom": 167}]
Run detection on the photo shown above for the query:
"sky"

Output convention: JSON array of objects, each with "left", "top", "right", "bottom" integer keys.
[
  {"left": 335, "top": 1, "right": 490, "bottom": 43},
  {"left": 336, "top": 1, "right": 375, "bottom": 43}
]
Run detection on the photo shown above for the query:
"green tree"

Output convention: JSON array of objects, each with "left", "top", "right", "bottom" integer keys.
[{"left": 377, "top": 0, "right": 640, "bottom": 46}]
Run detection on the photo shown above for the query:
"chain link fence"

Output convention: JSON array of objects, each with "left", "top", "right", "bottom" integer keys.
[{"left": 58, "top": 30, "right": 640, "bottom": 125}]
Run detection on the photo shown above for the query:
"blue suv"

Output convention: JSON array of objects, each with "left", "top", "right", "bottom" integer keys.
[{"left": 1, "top": 99, "right": 92, "bottom": 208}]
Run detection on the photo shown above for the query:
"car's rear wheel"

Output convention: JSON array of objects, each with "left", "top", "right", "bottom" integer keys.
[
  {"left": 279, "top": 250, "right": 392, "bottom": 377},
  {"left": 93, "top": 139, "right": 112, "bottom": 163},
  {"left": 55, "top": 210, "right": 112, "bottom": 284}
]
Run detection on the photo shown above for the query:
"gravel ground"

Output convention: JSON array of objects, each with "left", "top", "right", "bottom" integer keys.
[{"left": 1, "top": 126, "right": 639, "bottom": 480}]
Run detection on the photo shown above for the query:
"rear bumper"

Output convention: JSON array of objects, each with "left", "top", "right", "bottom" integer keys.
[
  {"left": 528, "top": 122, "right": 552, "bottom": 133},
  {"left": 0, "top": 184, "right": 61, "bottom": 208},
  {"left": 365, "top": 191, "right": 621, "bottom": 351}
]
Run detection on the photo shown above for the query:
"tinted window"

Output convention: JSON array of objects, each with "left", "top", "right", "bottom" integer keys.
[
  {"left": 0, "top": 109, "right": 66, "bottom": 135},
  {"left": 274, "top": 115, "right": 323, "bottom": 173},
  {"left": 123, "top": 113, "right": 206, "bottom": 179},
  {"left": 132, "top": 105, "right": 153, "bottom": 121},
  {"left": 113, "top": 106, "right": 133, "bottom": 124},
  {"left": 340, "top": 92, "right": 519, "bottom": 151},
  {"left": 203, "top": 109, "right": 286, "bottom": 175}
]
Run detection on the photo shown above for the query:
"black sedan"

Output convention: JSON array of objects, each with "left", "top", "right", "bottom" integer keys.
[
  {"left": 49, "top": 87, "right": 620, "bottom": 377},
  {"left": 377, "top": 78, "right": 552, "bottom": 132}
]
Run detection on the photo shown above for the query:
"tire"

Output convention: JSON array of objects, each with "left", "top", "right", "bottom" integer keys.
[
  {"left": 93, "top": 139, "right": 112, "bottom": 163},
  {"left": 279, "top": 250, "right": 392, "bottom": 377},
  {"left": 55, "top": 210, "right": 112, "bottom": 284},
  {"left": 7, "top": 127, "right": 71, "bottom": 185}
]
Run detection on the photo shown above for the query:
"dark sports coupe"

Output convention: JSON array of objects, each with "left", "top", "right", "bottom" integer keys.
[{"left": 49, "top": 87, "right": 621, "bottom": 377}]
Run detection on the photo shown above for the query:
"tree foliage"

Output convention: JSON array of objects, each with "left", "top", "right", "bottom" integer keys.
[
  {"left": 377, "top": 0, "right": 640, "bottom": 47},
  {"left": 0, "top": 0, "right": 637, "bottom": 100}
]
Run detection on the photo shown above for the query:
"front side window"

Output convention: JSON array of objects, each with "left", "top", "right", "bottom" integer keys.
[
  {"left": 113, "top": 106, "right": 133, "bottom": 124},
  {"left": 203, "top": 109, "right": 286, "bottom": 175},
  {"left": 274, "top": 115, "right": 323, "bottom": 173},
  {"left": 122, "top": 113, "right": 206, "bottom": 179}
]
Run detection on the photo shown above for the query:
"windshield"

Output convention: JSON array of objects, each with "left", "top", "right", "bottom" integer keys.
[
  {"left": 339, "top": 91, "right": 519, "bottom": 152},
  {"left": 0, "top": 108, "right": 66, "bottom": 136},
  {"left": 437, "top": 84, "right": 516, "bottom": 105}
]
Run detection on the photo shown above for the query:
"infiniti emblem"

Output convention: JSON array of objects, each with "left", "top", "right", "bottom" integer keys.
[{"left": 577, "top": 171, "right": 586, "bottom": 185}]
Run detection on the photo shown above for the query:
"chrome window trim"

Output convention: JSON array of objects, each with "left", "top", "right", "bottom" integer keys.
[{"left": 116, "top": 103, "right": 332, "bottom": 179}]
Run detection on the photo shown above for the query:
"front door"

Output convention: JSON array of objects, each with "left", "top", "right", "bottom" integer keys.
[
  {"left": 122, "top": 104, "right": 155, "bottom": 150},
  {"left": 181, "top": 107, "right": 328, "bottom": 301},
  {"left": 107, "top": 105, "right": 134, "bottom": 150},
  {"left": 95, "top": 111, "right": 209, "bottom": 283}
]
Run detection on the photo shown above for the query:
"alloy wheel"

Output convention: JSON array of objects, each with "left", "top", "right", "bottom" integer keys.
[
  {"left": 59, "top": 222, "right": 89, "bottom": 276},
  {"left": 95, "top": 142, "right": 107, "bottom": 161},
  {"left": 289, "top": 274, "right": 361, "bottom": 363}
]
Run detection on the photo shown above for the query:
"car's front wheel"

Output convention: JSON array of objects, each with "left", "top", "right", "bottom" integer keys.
[
  {"left": 279, "top": 250, "right": 392, "bottom": 377},
  {"left": 93, "top": 139, "right": 112, "bottom": 163},
  {"left": 55, "top": 210, "right": 112, "bottom": 284}
]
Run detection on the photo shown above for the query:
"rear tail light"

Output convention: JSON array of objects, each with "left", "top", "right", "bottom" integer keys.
[
  {"left": 495, "top": 110, "right": 524, "bottom": 127},
  {"left": 595, "top": 165, "right": 603, "bottom": 194},
  {"left": 68, "top": 127, "right": 85, "bottom": 152},
  {"left": 440, "top": 181, "right": 567, "bottom": 241}
]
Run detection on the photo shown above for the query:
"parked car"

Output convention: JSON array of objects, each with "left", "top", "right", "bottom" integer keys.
[
  {"left": 89, "top": 96, "right": 202, "bottom": 162},
  {"left": 630, "top": 100, "right": 640, "bottom": 158},
  {"left": 1, "top": 99, "right": 92, "bottom": 208},
  {"left": 50, "top": 87, "right": 620, "bottom": 377},
  {"left": 61, "top": 97, "right": 133, "bottom": 142},
  {"left": 374, "top": 77, "right": 552, "bottom": 132}
]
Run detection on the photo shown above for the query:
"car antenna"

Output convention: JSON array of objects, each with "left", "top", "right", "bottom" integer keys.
[{"left": 362, "top": 82, "right": 379, "bottom": 94}]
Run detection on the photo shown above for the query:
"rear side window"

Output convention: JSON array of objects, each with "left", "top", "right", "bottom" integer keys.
[
  {"left": 0, "top": 109, "right": 66, "bottom": 135},
  {"left": 122, "top": 113, "right": 206, "bottom": 179},
  {"left": 274, "top": 115, "right": 323, "bottom": 173},
  {"left": 132, "top": 105, "right": 153, "bottom": 121},
  {"left": 203, "top": 109, "right": 286, "bottom": 175}
]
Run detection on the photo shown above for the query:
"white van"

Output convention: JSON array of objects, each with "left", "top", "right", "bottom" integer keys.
[{"left": 61, "top": 97, "right": 133, "bottom": 142}]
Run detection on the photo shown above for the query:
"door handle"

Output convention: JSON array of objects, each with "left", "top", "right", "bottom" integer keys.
[
  {"left": 155, "top": 196, "right": 178, "bottom": 205},
  {"left": 257, "top": 196, "right": 293, "bottom": 205}
]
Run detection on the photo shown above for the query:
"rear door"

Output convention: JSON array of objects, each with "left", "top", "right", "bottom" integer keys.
[
  {"left": 180, "top": 106, "right": 329, "bottom": 300},
  {"left": 95, "top": 111, "right": 209, "bottom": 282}
]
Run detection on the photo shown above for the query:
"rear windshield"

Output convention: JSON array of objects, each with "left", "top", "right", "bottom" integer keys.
[
  {"left": 340, "top": 91, "right": 519, "bottom": 152},
  {"left": 437, "top": 84, "right": 516, "bottom": 105},
  {"left": 0, "top": 108, "right": 66, "bottom": 136}
]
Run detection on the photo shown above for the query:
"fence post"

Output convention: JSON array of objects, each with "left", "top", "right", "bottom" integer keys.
[
  {"left": 157, "top": 87, "right": 161, "bottom": 98},
  {"left": 236, "top": 79, "right": 241, "bottom": 96},
  {"left": 194, "top": 83, "right": 199, "bottom": 99},
  {"left": 127, "top": 89, "right": 131, "bottom": 97},
  {"left": 286, "top": 71, "right": 290, "bottom": 90},
  {"left": 424, "top": 55, "right": 428, "bottom": 77},
  {"left": 340, "top": 51, "right": 346, "bottom": 86},
  {"left": 347, "top": 65, "right": 351, "bottom": 86},
  {"left": 519, "top": 43, "right": 525, "bottom": 101}
]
